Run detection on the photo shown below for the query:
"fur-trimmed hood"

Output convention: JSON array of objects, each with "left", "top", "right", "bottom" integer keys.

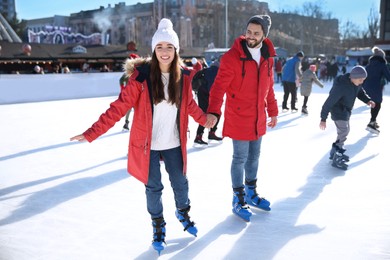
[{"left": 122, "top": 57, "right": 151, "bottom": 77}]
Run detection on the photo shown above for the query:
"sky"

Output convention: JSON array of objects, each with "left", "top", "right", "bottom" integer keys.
[
  {"left": 1, "top": 71, "right": 389, "bottom": 259},
  {"left": 15, "top": 0, "right": 379, "bottom": 29}
]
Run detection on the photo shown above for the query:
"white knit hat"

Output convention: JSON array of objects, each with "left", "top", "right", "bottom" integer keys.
[{"left": 151, "top": 18, "right": 180, "bottom": 53}]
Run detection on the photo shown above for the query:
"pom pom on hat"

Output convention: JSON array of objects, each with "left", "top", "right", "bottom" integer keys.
[
  {"left": 151, "top": 18, "right": 180, "bottom": 53},
  {"left": 191, "top": 57, "right": 198, "bottom": 65},
  {"left": 350, "top": 65, "right": 367, "bottom": 79},
  {"left": 247, "top": 15, "right": 272, "bottom": 37},
  {"left": 372, "top": 46, "right": 385, "bottom": 59}
]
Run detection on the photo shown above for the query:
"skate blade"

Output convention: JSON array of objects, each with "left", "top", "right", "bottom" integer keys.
[
  {"left": 331, "top": 163, "right": 348, "bottom": 171},
  {"left": 152, "top": 243, "right": 165, "bottom": 255},
  {"left": 232, "top": 209, "right": 251, "bottom": 222},
  {"left": 193, "top": 143, "right": 208, "bottom": 148},
  {"left": 366, "top": 127, "right": 380, "bottom": 135},
  {"left": 251, "top": 205, "right": 271, "bottom": 211}
]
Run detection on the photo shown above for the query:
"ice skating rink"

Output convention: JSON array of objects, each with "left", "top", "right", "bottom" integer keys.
[{"left": 1, "top": 75, "right": 389, "bottom": 260}]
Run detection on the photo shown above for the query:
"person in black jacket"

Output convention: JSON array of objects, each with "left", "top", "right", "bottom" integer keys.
[
  {"left": 362, "top": 47, "right": 390, "bottom": 134},
  {"left": 319, "top": 65, "right": 375, "bottom": 170},
  {"left": 193, "top": 60, "right": 223, "bottom": 145}
]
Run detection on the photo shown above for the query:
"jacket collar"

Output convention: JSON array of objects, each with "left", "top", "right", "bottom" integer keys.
[{"left": 233, "top": 35, "right": 276, "bottom": 60}]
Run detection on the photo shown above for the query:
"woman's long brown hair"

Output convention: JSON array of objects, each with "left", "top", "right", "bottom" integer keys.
[{"left": 150, "top": 50, "right": 181, "bottom": 107}]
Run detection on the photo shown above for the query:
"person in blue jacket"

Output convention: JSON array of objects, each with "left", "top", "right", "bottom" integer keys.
[
  {"left": 319, "top": 65, "right": 375, "bottom": 170},
  {"left": 281, "top": 51, "right": 304, "bottom": 112},
  {"left": 362, "top": 47, "right": 390, "bottom": 134}
]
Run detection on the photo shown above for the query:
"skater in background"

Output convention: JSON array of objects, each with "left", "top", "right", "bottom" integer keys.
[
  {"left": 70, "top": 18, "right": 216, "bottom": 255},
  {"left": 275, "top": 58, "right": 283, "bottom": 83},
  {"left": 300, "top": 64, "right": 324, "bottom": 114},
  {"left": 121, "top": 53, "right": 140, "bottom": 131},
  {"left": 281, "top": 51, "right": 304, "bottom": 112},
  {"left": 193, "top": 58, "right": 223, "bottom": 145},
  {"left": 362, "top": 46, "right": 390, "bottom": 134},
  {"left": 319, "top": 65, "right": 375, "bottom": 170},
  {"left": 207, "top": 15, "right": 278, "bottom": 222}
]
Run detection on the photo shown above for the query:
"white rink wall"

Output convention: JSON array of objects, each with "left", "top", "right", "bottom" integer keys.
[{"left": 0, "top": 72, "right": 122, "bottom": 104}]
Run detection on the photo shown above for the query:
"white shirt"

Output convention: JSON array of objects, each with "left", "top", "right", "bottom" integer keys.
[
  {"left": 248, "top": 42, "right": 262, "bottom": 65},
  {"left": 151, "top": 72, "right": 180, "bottom": 150}
]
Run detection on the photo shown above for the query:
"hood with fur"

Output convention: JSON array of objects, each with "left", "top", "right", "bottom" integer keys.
[{"left": 122, "top": 57, "right": 151, "bottom": 77}]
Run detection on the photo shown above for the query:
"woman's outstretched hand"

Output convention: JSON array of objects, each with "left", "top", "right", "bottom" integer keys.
[{"left": 70, "top": 134, "right": 87, "bottom": 142}]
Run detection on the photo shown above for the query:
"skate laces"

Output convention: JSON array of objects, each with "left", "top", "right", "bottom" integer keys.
[
  {"left": 177, "top": 207, "right": 195, "bottom": 231},
  {"left": 152, "top": 218, "right": 166, "bottom": 242},
  {"left": 234, "top": 191, "right": 249, "bottom": 209}
]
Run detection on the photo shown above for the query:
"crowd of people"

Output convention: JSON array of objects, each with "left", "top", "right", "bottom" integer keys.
[{"left": 69, "top": 14, "right": 389, "bottom": 256}]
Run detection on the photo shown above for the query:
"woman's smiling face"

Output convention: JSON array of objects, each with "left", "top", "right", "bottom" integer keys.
[{"left": 154, "top": 42, "right": 176, "bottom": 72}]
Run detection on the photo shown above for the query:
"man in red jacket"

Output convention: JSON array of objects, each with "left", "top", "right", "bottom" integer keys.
[{"left": 208, "top": 15, "right": 278, "bottom": 222}]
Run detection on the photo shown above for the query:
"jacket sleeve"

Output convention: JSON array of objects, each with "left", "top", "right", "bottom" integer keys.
[
  {"left": 357, "top": 87, "right": 371, "bottom": 104},
  {"left": 295, "top": 61, "right": 303, "bottom": 79},
  {"left": 382, "top": 63, "right": 390, "bottom": 82},
  {"left": 265, "top": 68, "right": 278, "bottom": 117},
  {"left": 184, "top": 76, "right": 207, "bottom": 125},
  {"left": 207, "top": 53, "right": 236, "bottom": 116},
  {"left": 312, "top": 73, "right": 324, "bottom": 88},
  {"left": 320, "top": 84, "right": 342, "bottom": 121},
  {"left": 83, "top": 80, "right": 139, "bottom": 142}
]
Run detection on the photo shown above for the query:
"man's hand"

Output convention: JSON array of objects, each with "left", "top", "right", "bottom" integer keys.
[
  {"left": 204, "top": 114, "right": 218, "bottom": 128},
  {"left": 267, "top": 116, "right": 277, "bottom": 128}
]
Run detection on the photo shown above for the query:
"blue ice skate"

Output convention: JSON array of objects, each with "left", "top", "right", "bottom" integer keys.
[
  {"left": 175, "top": 206, "right": 198, "bottom": 237},
  {"left": 244, "top": 179, "right": 271, "bottom": 211},
  {"left": 232, "top": 188, "right": 252, "bottom": 222},
  {"left": 151, "top": 217, "right": 166, "bottom": 255}
]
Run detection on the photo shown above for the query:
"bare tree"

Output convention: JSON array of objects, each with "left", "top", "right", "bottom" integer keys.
[{"left": 367, "top": 4, "right": 380, "bottom": 40}]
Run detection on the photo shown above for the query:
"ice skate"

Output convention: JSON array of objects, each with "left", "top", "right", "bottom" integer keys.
[
  {"left": 122, "top": 120, "right": 129, "bottom": 131},
  {"left": 232, "top": 188, "right": 252, "bottom": 222},
  {"left": 208, "top": 131, "right": 223, "bottom": 142},
  {"left": 329, "top": 143, "right": 349, "bottom": 162},
  {"left": 301, "top": 107, "right": 308, "bottom": 115},
  {"left": 331, "top": 152, "right": 348, "bottom": 170},
  {"left": 194, "top": 135, "right": 208, "bottom": 147},
  {"left": 366, "top": 121, "right": 380, "bottom": 135},
  {"left": 151, "top": 217, "right": 166, "bottom": 255},
  {"left": 175, "top": 206, "right": 198, "bottom": 237},
  {"left": 244, "top": 179, "right": 271, "bottom": 211}
]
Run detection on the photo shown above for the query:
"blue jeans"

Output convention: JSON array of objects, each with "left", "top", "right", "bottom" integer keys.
[
  {"left": 231, "top": 138, "right": 262, "bottom": 189},
  {"left": 146, "top": 146, "right": 190, "bottom": 219}
]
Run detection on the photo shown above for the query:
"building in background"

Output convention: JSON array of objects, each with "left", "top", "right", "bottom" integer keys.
[{"left": 0, "top": 0, "right": 16, "bottom": 21}]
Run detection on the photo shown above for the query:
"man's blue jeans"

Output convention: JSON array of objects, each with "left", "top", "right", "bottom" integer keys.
[
  {"left": 146, "top": 146, "right": 190, "bottom": 219},
  {"left": 231, "top": 137, "right": 262, "bottom": 189}
]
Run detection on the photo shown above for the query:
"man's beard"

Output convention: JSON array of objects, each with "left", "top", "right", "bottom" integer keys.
[{"left": 246, "top": 37, "right": 262, "bottom": 48}]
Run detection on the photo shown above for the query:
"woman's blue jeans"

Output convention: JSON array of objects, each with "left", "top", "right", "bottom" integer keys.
[
  {"left": 146, "top": 146, "right": 190, "bottom": 219},
  {"left": 231, "top": 137, "right": 262, "bottom": 189}
]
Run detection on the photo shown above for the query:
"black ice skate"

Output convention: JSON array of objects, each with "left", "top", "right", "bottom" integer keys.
[
  {"left": 366, "top": 121, "right": 380, "bottom": 135},
  {"left": 301, "top": 107, "right": 308, "bottom": 115},
  {"left": 122, "top": 120, "right": 129, "bottom": 131},
  {"left": 329, "top": 143, "right": 350, "bottom": 162},
  {"left": 332, "top": 152, "right": 348, "bottom": 170},
  {"left": 194, "top": 135, "right": 208, "bottom": 146}
]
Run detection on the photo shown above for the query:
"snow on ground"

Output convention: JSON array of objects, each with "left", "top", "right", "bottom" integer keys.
[{"left": 1, "top": 77, "right": 390, "bottom": 260}]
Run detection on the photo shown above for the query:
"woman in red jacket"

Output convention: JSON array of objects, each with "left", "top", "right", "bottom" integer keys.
[{"left": 70, "top": 18, "right": 215, "bottom": 255}]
